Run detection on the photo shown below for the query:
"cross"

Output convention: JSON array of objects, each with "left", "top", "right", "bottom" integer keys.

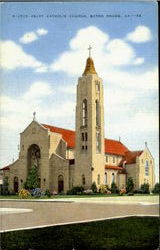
[
  {"left": 33, "top": 111, "right": 36, "bottom": 121},
  {"left": 88, "top": 45, "right": 92, "bottom": 57}
]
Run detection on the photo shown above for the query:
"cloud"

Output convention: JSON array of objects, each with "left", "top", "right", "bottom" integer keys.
[
  {"left": 133, "top": 57, "right": 145, "bottom": 65},
  {"left": 126, "top": 26, "right": 152, "bottom": 43},
  {"left": 23, "top": 81, "right": 52, "bottom": 100},
  {"left": 19, "top": 32, "right": 38, "bottom": 44},
  {"left": 19, "top": 28, "right": 48, "bottom": 44},
  {"left": 0, "top": 40, "right": 47, "bottom": 72},
  {"left": 36, "top": 28, "right": 48, "bottom": 36},
  {"left": 50, "top": 26, "right": 144, "bottom": 76},
  {"left": 0, "top": 81, "right": 75, "bottom": 131}
]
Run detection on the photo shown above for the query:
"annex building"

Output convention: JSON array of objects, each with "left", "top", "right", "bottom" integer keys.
[{"left": 2, "top": 54, "right": 155, "bottom": 193}]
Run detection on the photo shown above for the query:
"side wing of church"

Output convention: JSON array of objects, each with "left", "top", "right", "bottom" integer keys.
[{"left": 1, "top": 54, "right": 155, "bottom": 194}]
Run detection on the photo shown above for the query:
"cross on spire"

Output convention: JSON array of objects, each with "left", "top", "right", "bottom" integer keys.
[
  {"left": 88, "top": 45, "right": 92, "bottom": 57},
  {"left": 33, "top": 111, "right": 36, "bottom": 121}
]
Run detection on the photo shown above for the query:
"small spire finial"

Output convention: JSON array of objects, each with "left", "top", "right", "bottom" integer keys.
[
  {"left": 145, "top": 141, "right": 147, "bottom": 147},
  {"left": 33, "top": 112, "right": 36, "bottom": 121},
  {"left": 88, "top": 45, "right": 92, "bottom": 57}
]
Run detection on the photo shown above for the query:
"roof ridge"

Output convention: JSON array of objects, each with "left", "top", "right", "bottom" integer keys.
[{"left": 42, "top": 123, "right": 127, "bottom": 143}]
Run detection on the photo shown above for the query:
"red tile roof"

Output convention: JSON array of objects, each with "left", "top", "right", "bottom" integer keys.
[
  {"left": 104, "top": 139, "right": 128, "bottom": 156},
  {"left": 42, "top": 124, "right": 129, "bottom": 156},
  {"left": 119, "top": 150, "right": 143, "bottom": 165},
  {"left": 1, "top": 165, "right": 10, "bottom": 171},
  {"left": 105, "top": 165, "right": 123, "bottom": 170},
  {"left": 42, "top": 124, "right": 75, "bottom": 148}
]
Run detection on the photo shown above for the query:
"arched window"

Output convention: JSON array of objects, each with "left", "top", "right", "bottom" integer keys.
[
  {"left": 27, "top": 144, "right": 41, "bottom": 174},
  {"left": 58, "top": 175, "right": 64, "bottom": 193},
  {"left": 145, "top": 160, "right": 149, "bottom": 176},
  {"left": 112, "top": 173, "right": 115, "bottom": 183},
  {"left": 82, "top": 174, "right": 85, "bottom": 185},
  {"left": 82, "top": 99, "right": 87, "bottom": 126},
  {"left": 95, "top": 100, "right": 99, "bottom": 126},
  {"left": 104, "top": 172, "right": 107, "bottom": 184},
  {"left": 14, "top": 176, "right": 19, "bottom": 193},
  {"left": 97, "top": 174, "right": 100, "bottom": 185}
]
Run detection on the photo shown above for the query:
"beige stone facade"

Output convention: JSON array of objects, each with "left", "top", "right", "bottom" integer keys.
[{"left": 1, "top": 56, "right": 155, "bottom": 193}]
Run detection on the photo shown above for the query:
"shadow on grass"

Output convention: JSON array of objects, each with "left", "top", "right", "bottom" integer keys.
[{"left": 1, "top": 216, "right": 159, "bottom": 250}]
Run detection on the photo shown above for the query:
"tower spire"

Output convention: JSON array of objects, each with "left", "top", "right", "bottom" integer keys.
[{"left": 82, "top": 46, "right": 97, "bottom": 76}]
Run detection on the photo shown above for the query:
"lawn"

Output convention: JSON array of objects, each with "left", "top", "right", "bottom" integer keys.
[
  {"left": 1, "top": 216, "right": 159, "bottom": 250},
  {"left": 0, "top": 193, "right": 158, "bottom": 199}
]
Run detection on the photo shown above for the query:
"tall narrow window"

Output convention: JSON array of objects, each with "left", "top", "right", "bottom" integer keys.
[
  {"left": 112, "top": 173, "right": 115, "bottom": 183},
  {"left": 145, "top": 160, "right": 149, "bottom": 176},
  {"left": 106, "top": 156, "right": 108, "bottom": 163},
  {"left": 82, "top": 99, "right": 87, "bottom": 126},
  {"left": 113, "top": 157, "right": 115, "bottom": 163},
  {"left": 95, "top": 100, "right": 99, "bottom": 126},
  {"left": 82, "top": 174, "right": 85, "bottom": 185},
  {"left": 104, "top": 172, "right": 107, "bottom": 184},
  {"left": 96, "top": 132, "right": 101, "bottom": 153},
  {"left": 97, "top": 174, "right": 100, "bottom": 185}
]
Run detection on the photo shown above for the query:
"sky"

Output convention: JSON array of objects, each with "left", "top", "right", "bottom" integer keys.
[{"left": 0, "top": 2, "right": 159, "bottom": 182}]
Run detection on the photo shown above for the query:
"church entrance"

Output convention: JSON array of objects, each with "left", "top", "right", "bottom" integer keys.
[
  {"left": 14, "top": 177, "right": 19, "bottom": 193},
  {"left": 27, "top": 144, "right": 41, "bottom": 179},
  {"left": 58, "top": 175, "right": 64, "bottom": 193}
]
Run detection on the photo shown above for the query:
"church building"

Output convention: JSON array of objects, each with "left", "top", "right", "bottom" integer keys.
[{"left": 1, "top": 52, "right": 155, "bottom": 194}]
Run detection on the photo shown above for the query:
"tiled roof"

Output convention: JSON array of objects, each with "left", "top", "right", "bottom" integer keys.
[
  {"left": 42, "top": 124, "right": 75, "bottom": 149},
  {"left": 104, "top": 139, "right": 128, "bottom": 156},
  {"left": 119, "top": 150, "right": 143, "bottom": 165},
  {"left": 42, "top": 124, "right": 129, "bottom": 156},
  {"left": 1, "top": 165, "right": 10, "bottom": 171},
  {"left": 105, "top": 165, "right": 123, "bottom": 170}
]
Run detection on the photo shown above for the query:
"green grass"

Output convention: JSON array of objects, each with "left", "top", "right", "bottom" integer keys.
[
  {"left": 1, "top": 217, "right": 159, "bottom": 250},
  {"left": 0, "top": 193, "right": 158, "bottom": 199}
]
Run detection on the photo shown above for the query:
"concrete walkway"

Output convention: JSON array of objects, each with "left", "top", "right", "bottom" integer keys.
[{"left": 0, "top": 196, "right": 158, "bottom": 232}]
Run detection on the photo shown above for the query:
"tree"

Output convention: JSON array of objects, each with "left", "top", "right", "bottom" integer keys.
[
  {"left": 91, "top": 182, "right": 97, "bottom": 193},
  {"left": 152, "top": 183, "right": 160, "bottom": 194},
  {"left": 24, "top": 165, "right": 39, "bottom": 190},
  {"left": 126, "top": 177, "right": 134, "bottom": 193},
  {"left": 2, "top": 177, "right": 9, "bottom": 195},
  {"left": 140, "top": 183, "right": 150, "bottom": 194},
  {"left": 111, "top": 182, "right": 118, "bottom": 194}
]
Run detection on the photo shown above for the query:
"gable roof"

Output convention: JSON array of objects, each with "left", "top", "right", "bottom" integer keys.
[
  {"left": 42, "top": 124, "right": 129, "bottom": 156},
  {"left": 105, "top": 165, "right": 123, "bottom": 170},
  {"left": 119, "top": 150, "right": 143, "bottom": 165}
]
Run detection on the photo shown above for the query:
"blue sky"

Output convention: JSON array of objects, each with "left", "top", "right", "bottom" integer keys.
[{"left": 0, "top": 2, "right": 158, "bottom": 181}]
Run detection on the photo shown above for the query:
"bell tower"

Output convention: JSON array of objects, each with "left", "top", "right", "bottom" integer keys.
[{"left": 74, "top": 47, "right": 105, "bottom": 189}]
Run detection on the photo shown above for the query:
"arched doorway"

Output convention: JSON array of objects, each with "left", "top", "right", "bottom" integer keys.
[
  {"left": 58, "top": 175, "right": 64, "bottom": 193},
  {"left": 14, "top": 177, "right": 19, "bottom": 193},
  {"left": 27, "top": 144, "right": 41, "bottom": 175}
]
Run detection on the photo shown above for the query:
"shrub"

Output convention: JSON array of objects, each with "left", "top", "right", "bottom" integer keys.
[
  {"left": 91, "top": 182, "right": 97, "bottom": 193},
  {"left": 52, "top": 191, "right": 58, "bottom": 195},
  {"left": 140, "top": 183, "right": 150, "bottom": 194},
  {"left": 99, "top": 184, "right": 107, "bottom": 194},
  {"left": 67, "top": 186, "right": 84, "bottom": 195},
  {"left": 106, "top": 190, "right": 111, "bottom": 195},
  {"left": 126, "top": 177, "right": 134, "bottom": 193},
  {"left": 24, "top": 165, "right": 39, "bottom": 190},
  {"left": 19, "top": 189, "right": 31, "bottom": 199},
  {"left": 152, "top": 183, "right": 160, "bottom": 194},
  {"left": 45, "top": 189, "right": 51, "bottom": 197},
  {"left": 31, "top": 188, "right": 43, "bottom": 198},
  {"left": 83, "top": 189, "right": 93, "bottom": 194},
  {"left": 111, "top": 182, "right": 119, "bottom": 194},
  {"left": 2, "top": 177, "right": 9, "bottom": 195},
  {"left": 119, "top": 188, "right": 126, "bottom": 196}
]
